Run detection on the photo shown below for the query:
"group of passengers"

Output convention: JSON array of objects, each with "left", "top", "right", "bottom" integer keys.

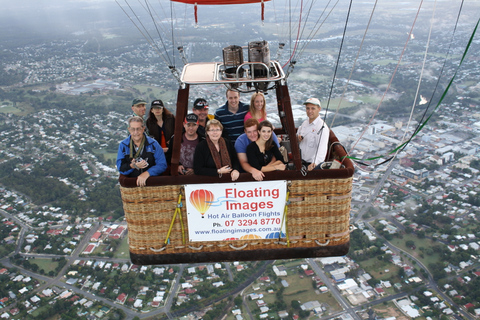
[{"left": 117, "top": 89, "right": 330, "bottom": 186}]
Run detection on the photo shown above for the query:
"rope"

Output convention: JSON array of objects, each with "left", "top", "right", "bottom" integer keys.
[
  {"left": 347, "top": 4, "right": 477, "bottom": 170},
  {"left": 194, "top": 2, "right": 198, "bottom": 24},
  {"left": 115, "top": 0, "right": 181, "bottom": 80},
  {"left": 330, "top": 0, "right": 378, "bottom": 127},
  {"left": 390, "top": 0, "right": 438, "bottom": 163},
  {"left": 144, "top": 0, "right": 174, "bottom": 67},
  {"left": 292, "top": 0, "right": 340, "bottom": 70},
  {"left": 170, "top": 1, "right": 176, "bottom": 67},
  {"left": 283, "top": 0, "right": 303, "bottom": 69},
  {"left": 396, "top": 0, "right": 466, "bottom": 154},
  {"left": 350, "top": 0, "right": 438, "bottom": 170},
  {"left": 164, "top": 190, "right": 186, "bottom": 246},
  {"left": 279, "top": 189, "right": 291, "bottom": 247},
  {"left": 347, "top": 0, "right": 425, "bottom": 158}
]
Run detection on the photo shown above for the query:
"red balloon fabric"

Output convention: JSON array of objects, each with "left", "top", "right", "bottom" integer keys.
[{"left": 172, "top": 0, "right": 269, "bottom": 4}]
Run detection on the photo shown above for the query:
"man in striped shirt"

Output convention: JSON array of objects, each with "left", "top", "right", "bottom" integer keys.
[{"left": 214, "top": 89, "right": 249, "bottom": 143}]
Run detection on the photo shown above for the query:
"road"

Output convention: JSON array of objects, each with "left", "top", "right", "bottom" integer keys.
[{"left": 307, "top": 258, "right": 361, "bottom": 320}]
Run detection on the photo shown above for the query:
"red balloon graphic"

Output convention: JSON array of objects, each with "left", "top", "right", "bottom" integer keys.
[{"left": 190, "top": 189, "right": 214, "bottom": 218}]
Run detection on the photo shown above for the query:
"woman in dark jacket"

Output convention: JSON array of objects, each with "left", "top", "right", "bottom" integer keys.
[
  {"left": 146, "top": 99, "right": 175, "bottom": 152},
  {"left": 193, "top": 119, "right": 240, "bottom": 181}
]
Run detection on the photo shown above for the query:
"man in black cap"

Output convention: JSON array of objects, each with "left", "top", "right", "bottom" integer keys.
[
  {"left": 165, "top": 113, "right": 204, "bottom": 175},
  {"left": 131, "top": 98, "right": 147, "bottom": 118},
  {"left": 192, "top": 98, "right": 214, "bottom": 137}
]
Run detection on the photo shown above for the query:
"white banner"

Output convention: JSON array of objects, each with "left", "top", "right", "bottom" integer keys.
[{"left": 185, "top": 181, "right": 287, "bottom": 242}]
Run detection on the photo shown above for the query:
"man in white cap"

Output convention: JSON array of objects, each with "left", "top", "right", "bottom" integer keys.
[{"left": 297, "top": 98, "right": 330, "bottom": 171}]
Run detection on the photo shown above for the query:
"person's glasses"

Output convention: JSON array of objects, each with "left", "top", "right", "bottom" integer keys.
[
  {"left": 208, "top": 129, "right": 221, "bottom": 132},
  {"left": 134, "top": 105, "right": 146, "bottom": 108},
  {"left": 152, "top": 106, "right": 163, "bottom": 110},
  {"left": 129, "top": 127, "right": 144, "bottom": 132}
]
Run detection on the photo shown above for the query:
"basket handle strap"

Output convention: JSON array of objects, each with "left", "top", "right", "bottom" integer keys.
[
  {"left": 315, "top": 227, "right": 352, "bottom": 246},
  {"left": 164, "top": 190, "right": 186, "bottom": 246},
  {"left": 229, "top": 243, "right": 248, "bottom": 250}
]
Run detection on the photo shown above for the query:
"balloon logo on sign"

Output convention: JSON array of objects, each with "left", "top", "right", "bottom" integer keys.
[{"left": 189, "top": 189, "right": 214, "bottom": 218}]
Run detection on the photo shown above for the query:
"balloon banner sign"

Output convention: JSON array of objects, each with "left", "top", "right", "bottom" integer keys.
[{"left": 185, "top": 180, "right": 287, "bottom": 242}]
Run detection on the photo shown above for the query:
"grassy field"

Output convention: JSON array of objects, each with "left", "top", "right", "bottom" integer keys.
[
  {"left": 276, "top": 259, "right": 306, "bottom": 268},
  {"left": 357, "top": 257, "right": 401, "bottom": 281},
  {"left": 30, "top": 258, "right": 60, "bottom": 273},
  {"left": 357, "top": 94, "right": 382, "bottom": 104},
  {"left": 114, "top": 236, "right": 131, "bottom": 259},
  {"left": 93, "top": 148, "right": 118, "bottom": 163},
  {"left": 0, "top": 104, "right": 21, "bottom": 115},
  {"left": 372, "top": 59, "right": 402, "bottom": 66},
  {"left": 389, "top": 234, "right": 442, "bottom": 268},
  {"left": 132, "top": 85, "right": 177, "bottom": 106}
]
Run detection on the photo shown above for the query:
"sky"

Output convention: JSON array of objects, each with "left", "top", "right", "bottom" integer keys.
[{"left": 1, "top": 0, "right": 478, "bottom": 42}]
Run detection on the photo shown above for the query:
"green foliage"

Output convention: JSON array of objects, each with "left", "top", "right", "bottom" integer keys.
[
  {"left": 0, "top": 154, "right": 87, "bottom": 204},
  {"left": 405, "top": 240, "right": 415, "bottom": 248},
  {"left": 54, "top": 178, "right": 123, "bottom": 217}
]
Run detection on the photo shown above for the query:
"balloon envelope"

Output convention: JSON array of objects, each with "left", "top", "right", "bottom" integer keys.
[{"left": 172, "top": 0, "right": 269, "bottom": 4}]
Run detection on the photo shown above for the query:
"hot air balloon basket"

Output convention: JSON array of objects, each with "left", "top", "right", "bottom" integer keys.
[{"left": 120, "top": 176, "right": 352, "bottom": 265}]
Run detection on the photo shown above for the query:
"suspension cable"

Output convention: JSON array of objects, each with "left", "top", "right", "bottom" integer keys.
[
  {"left": 330, "top": 0, "right": 378, "bottom": 126},
  {"left": 352, "top": 15, "right": 479, "bottom": 172},
  {"left": 403, "top": 0, "right": 465, "bottom": 147},
  {"left": 347, "top": 0, "right": 425, "bottom": 158},
  {"left": 144, "top": 0, "right": 174, "bottom": 67},
  {"left": 115, "top": 0, "right": 172, "bottom": 67}
]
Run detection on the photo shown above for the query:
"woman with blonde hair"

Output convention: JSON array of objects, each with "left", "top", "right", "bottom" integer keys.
[
  {"left": 193, "top": 119, "right": 240, "bottom": 181},
  {"left": 244, "top": 92, "right": 267, "bottom": 122}
]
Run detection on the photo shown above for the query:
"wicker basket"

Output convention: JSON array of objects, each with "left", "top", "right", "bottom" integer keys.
[
  {"left": 119, "top": 131, "right": 354, "bottom": 265},
  {"left": 120, "top": 177, "right": 352, "bottom": 265}
]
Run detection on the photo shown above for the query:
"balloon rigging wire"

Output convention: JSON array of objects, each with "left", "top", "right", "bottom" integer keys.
[
  {"left": 170, "top": 1, "right": 176, "bottom": 67},
  {"left": 393, "top": 0, "right": 438, "bottom": 159},
  {"left": 294, "top": 0, "right": 339, "bottom": 64},
  {"left": 351, "top": 0, "right": 468, "bottom": 173},
  {"left": 399, "top": 0, "right": 465, "bottom": 150},
  {"left": 144, "top": 0, "right": 175, "bottom": 67},
  {"left": 282, "top": 0, "right": 303, "bottom": 69},
  {"left": 355, "top": 0, "right": 438, "bottom": 173},
  {"left": 347, "top": 0, "right": 425, "bottom": 161},
  {"left": 115, "top": 0, "right": 173, "bottom": 68},
  {"left": 330, "top": 0, "right": 378, "bottom": 127}
]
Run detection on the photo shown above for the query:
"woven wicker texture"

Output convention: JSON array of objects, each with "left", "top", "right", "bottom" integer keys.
[{"left": 120, "top": 176, "right": 352, "bottom": 256}]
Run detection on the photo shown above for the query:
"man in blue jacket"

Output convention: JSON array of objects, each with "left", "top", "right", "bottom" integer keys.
[{"left": 117, "top": 116, "right": 167, "bottom": 186}]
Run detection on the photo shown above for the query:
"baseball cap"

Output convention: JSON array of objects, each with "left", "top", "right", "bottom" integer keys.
[
  {"left": 185, "top": 113, "right": 199, "bottom": 124},
  {"left": 151, "top": 100, "right": 164, "bottom": 108},
  {"left": 303, "top": 98, "right": 321, "bottom": 107},
  {"left": 132, "top": 98, "right": 147, "bottom": 106},
  {"left": 193, "top": 98, "right": 209, "bottom": 110}
]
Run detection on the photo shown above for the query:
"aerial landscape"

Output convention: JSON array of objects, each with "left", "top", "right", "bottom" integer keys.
[{"left": 0, "top": 0, "right": 480, "bottom": 319}]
